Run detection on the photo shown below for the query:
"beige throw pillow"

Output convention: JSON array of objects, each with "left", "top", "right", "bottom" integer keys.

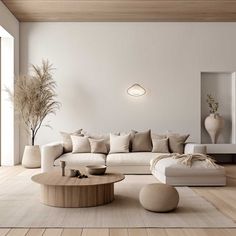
[
  {"left": 109, "top": 133, "right": 130, "bottom": 153},
  {"left": 167, "top": 133, "right": 189, "bottom": 154},
  {"left": 89, "top": 138, "right": 108, "bottom": 154},
  {"left": 82, "top": 130, "right": 119, "bottom": 152},
  {"left": 151, "top": 133, "right": 166, "bottom": 139},
  {"left": 60, "top": 129, "right": 82, "bottom": 153},
  {"left": 132, "top": 130, "right": 152, "bottom": 152},
  {"left": 152, "top": 138, "right": 169, "bottom": 153},
  {"left": 71, "top": 135, "right": 91, "bottom": 153}
]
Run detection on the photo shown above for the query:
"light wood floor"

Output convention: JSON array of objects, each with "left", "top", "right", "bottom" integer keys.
[{"left": 0, "top": 165, "right": 236, "bottom": 236}]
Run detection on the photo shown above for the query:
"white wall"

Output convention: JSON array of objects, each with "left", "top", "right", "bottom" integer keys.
[
  {"left": 0, "top": 2, "right": 19, "bottom": 165},
  {"left": 20, "top": 22, "right": 236, "bottom": 154}
]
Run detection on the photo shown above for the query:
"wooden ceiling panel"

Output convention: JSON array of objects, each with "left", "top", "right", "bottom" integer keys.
[{"left": 2, "top": 0, "right": 236, "bottom": 22}]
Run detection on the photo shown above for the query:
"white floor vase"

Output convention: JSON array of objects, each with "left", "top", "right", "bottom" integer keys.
[
  {"left": 204, "top": 113, "right": 224, "bottom": 144},
  {"left": 22, "top": 145, "right": 41, "bottom": 168}
]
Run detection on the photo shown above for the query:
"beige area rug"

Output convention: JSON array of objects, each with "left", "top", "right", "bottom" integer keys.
[{"left": 0, "top": 169, "right": 235, "bottom": 228}]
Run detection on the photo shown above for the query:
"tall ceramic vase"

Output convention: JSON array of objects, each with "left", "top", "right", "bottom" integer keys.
[
  {"left": 204, "top": 113, "right": 224, "bottom": 144},
  {"left": 22, "top": 145, "right": 41, "bottom": 168}
]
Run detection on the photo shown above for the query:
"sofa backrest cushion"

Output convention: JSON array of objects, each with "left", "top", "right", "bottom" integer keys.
[
  {"left": 132, "top": 130, "right": 152, "bottom": 152},
  {"left": 89, "top": 138, "right": 108, "bottom": 154},
  {"left": 81, "top": 130, "right": 120, "bottom": 152},
  {"left": 151, "top": 133, "right": 166, "bottom": 139},
  {"left": 120, "top": 130, "right": 136, "bottom": 150},
  {"left": 152, "top": 138, "right": 170, "bottom": 153},
  {"left": 109, "top": 133, "right": 130, "bottom": 153},
  {"left": 71, "top": 135, "right": 91, "bottom": 153},
  {"left": 60, "top": 129, "right": 82, "bottom": 153},
  {"left": 167, "top": 133, "right": 190, "bottom": 154}
]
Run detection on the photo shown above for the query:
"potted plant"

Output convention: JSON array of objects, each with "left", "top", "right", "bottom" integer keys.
[
  {"left": 7, "top": 60, "right": 60, "bottom": 168},
  {"left": 204, "top": 94, "right": 224, "bottom": 144}
]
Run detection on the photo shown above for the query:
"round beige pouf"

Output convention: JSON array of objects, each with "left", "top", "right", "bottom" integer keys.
[{"left": 139, "top": 183, "right": 179, "bottom": 212}]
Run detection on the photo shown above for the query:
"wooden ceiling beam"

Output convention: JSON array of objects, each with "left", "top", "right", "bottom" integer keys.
[{"left": 2, "top": 0, "right": 236, "bottom": 22}]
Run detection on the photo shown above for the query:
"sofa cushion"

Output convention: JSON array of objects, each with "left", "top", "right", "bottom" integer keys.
[
  {"left": 71, "top": 136, "right": 91, "bottom": 153},
  {"left": 150, "top": 157, "right": 225, "bottom": 177},
  {"left": 107, "top": 152, "right": 163, "bottom": 166},
  {"left": 109, "top": 133, "right": 130, "bottom": 153},
  {"left": 151, "top": 133, "right": 166, "bottom": 139},
  {"left": 132, "top": 130, "right": 152, "bottom": 152},
  {"left": 54, "top": 153, "right": 106, "bottom": 169},
  {"left": 89, "top": 138, "right": 108, "bottom": 154},
  {"left": 60, "top": 129, "right": 82, "bottom": 153},
  {"left": 120, "top": 130, "right": 136, "bottom": 150},
  {"left": 152, "top": 138, "right": 169, "bottom": 153},
  {"left": 167, "top": 133, "right": 189, "bottom": 154},
  {"left": 81, "top": 130, "right": 119, "bottom": 152}
]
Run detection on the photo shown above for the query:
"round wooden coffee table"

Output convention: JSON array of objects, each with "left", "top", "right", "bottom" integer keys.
[{"left": 31, "top": 171, "right": 125, "bottom": 208}]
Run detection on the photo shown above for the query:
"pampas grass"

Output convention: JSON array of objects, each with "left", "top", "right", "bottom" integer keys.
[{"left": 8, "top": 60, "right": 60, "bottom": 145}]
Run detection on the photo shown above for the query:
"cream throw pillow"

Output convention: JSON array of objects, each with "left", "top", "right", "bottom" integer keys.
[
  {"left": 60, "top": 129, "right": 82, "bottom": 153},
  {"left": 89, "top": 138, "right": 108, "bottom": 154},
  {"left": 71, "top": 135, "right": 91, "bottom": 153},
  {"left": 120, "top": 130, "right": 136, "bottom": 150},
  {"left": 167, "top": 133, "right": 189, "bottom": 154},
  {"left": 132, "top": 130, "right": 152, "bottom": 152},
  {"left": 152, "top": 138, "right": 169, "bottom": 153},
  {"left": 109, "top": 133, "right": 130, "bottom": 153}
]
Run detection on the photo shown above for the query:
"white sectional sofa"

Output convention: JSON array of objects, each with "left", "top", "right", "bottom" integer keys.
[{"left": 41, "top": 142, "right": 200, "bottom": 174}]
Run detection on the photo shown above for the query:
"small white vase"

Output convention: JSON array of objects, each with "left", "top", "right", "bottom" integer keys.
[
  {"left": 204, "top": 113, "right": 224, "bottom": 144},
  {"left": 22, "top": 145, "right": 41, "bottom": 168}
]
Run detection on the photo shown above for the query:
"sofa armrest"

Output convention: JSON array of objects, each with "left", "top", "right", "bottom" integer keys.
[
  {"left": 184, "top": 143, "right": 207, "bottom": 154},
  {"left": 41, "top": 142, "right": 63, "bottom": 173}
]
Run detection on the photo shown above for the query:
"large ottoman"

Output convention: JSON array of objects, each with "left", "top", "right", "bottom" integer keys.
[{"left": 151, "top": 157, "right": 226, "bottom": 186}]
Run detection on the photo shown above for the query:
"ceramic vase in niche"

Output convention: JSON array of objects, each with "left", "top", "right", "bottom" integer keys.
[
  {"left": 204, "top": 113, "right": 225, "bottom": 144},
  {"left": 22, "top": 145, "right": 41, "bottom": 168}
]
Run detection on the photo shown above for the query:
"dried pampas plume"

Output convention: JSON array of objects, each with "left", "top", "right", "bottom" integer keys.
[{"left": 7, "top": 60, "right": 60, "bottom": 145}]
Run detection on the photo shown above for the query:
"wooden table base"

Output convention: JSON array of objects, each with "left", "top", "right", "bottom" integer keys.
[{"left": 40, "top": 183, "right": 114, "bottom": 208}]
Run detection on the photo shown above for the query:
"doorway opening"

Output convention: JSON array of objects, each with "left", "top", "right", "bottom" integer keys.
[{"left": 0, "top": 26, "right": 16, "bottom": 166}]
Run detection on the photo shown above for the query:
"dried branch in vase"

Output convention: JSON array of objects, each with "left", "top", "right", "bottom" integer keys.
[
  {"left": 206, "top": 94, "right": 219, "bottom": 115},
  {"left": 7, "top": 60, "right": 60, "bottom": 145}
]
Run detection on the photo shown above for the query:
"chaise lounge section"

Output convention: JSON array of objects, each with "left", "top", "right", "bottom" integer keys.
[{"left": 151, "top": 157, "right": 226, "bottom": 186}]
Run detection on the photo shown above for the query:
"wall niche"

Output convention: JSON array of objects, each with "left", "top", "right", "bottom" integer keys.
[{"left": 201, "top": 72, "right": 236, "bottom": 144}]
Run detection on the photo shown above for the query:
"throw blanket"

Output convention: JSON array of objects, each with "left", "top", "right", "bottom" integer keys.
[{"left": 150, "top": 153, "right": 218, "bottom": 172}]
